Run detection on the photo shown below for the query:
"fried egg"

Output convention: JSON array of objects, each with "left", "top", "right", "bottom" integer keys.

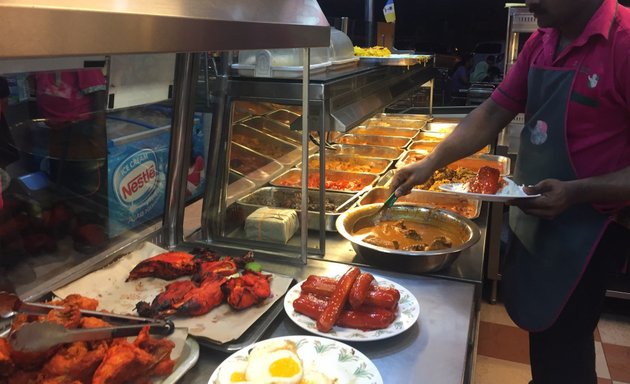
[
  {"left": 216, "top": 359, "right": 251, "bottom": 383},
  {"left": 245, "top": 349, "right": 303, "bottom": 383}
]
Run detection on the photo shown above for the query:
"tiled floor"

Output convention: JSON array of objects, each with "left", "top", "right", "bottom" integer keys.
[{"left": 475, "top": 299, "right": 630, "bottom": 384}]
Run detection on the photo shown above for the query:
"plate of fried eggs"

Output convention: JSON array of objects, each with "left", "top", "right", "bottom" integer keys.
[{"left": 208, "top": 335, "right": 382, "bottom": 384}]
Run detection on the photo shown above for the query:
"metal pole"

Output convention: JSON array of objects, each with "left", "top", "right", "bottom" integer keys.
[
  {"left": 300, "top": 48, "right": 310, "bottom": 264},
  {"left": 340, "top": 17, "right": 349, "bottom": 35},
  {"left": 365, "top": 0, "right": 374, "bottom": 46},
  {"left": 163, "top": 52, "right": 200, "bottom": 248}
]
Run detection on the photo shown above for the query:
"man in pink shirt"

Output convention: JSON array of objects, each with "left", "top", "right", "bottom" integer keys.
[
  {"left": 35, "top": 69, "right": 107, "bottom": 160},
  {"left": 392, "top": 0, "right": 630, "bottom": 382}
]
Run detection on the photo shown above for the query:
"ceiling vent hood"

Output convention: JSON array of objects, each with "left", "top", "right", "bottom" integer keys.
[{"left": 0, "top": 0, "right": 331, "bottom": 59}]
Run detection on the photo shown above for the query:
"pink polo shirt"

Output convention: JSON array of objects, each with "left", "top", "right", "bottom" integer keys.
[
  {"left": 36, "top": 69, "right": 106, "bottom": 126},
  {"left": 492, "top": 0, "right": 630, "bottom": 212}
]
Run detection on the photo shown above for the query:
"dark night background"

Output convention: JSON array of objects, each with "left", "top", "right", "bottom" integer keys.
[{"left": 317, "top": 0, "right": 630, "bottom": 54}]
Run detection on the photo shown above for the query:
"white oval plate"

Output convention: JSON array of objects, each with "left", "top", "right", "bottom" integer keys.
[
  {"left": 208, "top": 335, "right": 383, "bottom": 384},
  {"left": 284, "top": 275, "right": 419, "bottom": 341},
  {"left": 439, "top": 177, "right": 540, "bottom": 202}
]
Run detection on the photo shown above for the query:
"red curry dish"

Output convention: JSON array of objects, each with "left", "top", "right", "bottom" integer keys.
[{"left": 468, "top": 166, "right": 503, "bottom": 194}]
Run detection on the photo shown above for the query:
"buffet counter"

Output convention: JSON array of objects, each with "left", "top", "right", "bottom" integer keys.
[{"left": 181, "top": 257, "right": 477, "bottom": 384}]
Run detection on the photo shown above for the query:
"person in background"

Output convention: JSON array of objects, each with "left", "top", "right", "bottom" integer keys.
[
  {"left": 483, "top": 65, "right": 502, "bottom": 83},
  {"left": 34, "top": 69, "right": 107, "bottom": 160},
  {"left": 448, "top": 53, "right": 474, "bottom": 105},
  {"left": 391, "top": 0, "right": 630, "bottom": 383},
  {"left": 470, "top": 55, "right": 496, "bottom": 83},
  {"left": 33, "top": 69, "right": 107, "bottom": 197}
]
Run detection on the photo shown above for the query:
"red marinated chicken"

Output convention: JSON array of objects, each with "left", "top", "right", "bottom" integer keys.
[{"left": 223, "top": 271, "right": 272, "bottom": 310}]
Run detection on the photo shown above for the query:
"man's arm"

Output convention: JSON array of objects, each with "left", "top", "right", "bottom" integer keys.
[{"left": 391, "top": 98, "right": 517, "bottom": 195}]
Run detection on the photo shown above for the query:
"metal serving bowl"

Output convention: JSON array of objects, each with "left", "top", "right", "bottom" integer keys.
[{"left": 336, "top": 204, "right": 481, "bottom": 273}]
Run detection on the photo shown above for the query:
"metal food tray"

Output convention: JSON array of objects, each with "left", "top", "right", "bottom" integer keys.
[
  {"left": 269, "top": 168, "right": 379, "bottom": 193},
  {"left": 372, "top": 112, "right": 432, "bottom": 122},
  {"left": 236, "top": 186, "right": 357, "bottom": 232},
  {"left": 299, "top": 153, "right": 393, "bottom": 175},
  {"left": 265, "top": 109, "right": 300, "bottom": 125},
  {"left": 232, "top": 123, "right": 301, "bottom": 166},
  {"left": 358, "top": 53, "right": 432, "bottom": 66},
  {"left": 408, "top": 141, "right": 492, "bottom": 154},
  {"left": 230, "top": 142, "right": 285, "bottom": 184},
  {"left": 415, "top": 131, "right": 447, "bottom": 141},
  {"left": 364, "top": 116, "right": 429, "bottom": 130},
  {"left": 227, "top": 171, "right": 257, "bottom": 206},
  {"left": 241, "top": 116, "right": 317, "bottom": 153},
  {"left": 336, "top": 134, "right": 412, "bottom": 149},
  {"left": 446, "top": 154, "right": 511, "bottom": 175},
  {"left": 161, "top": 337, "right": 200, "bottom": 384},
  {"left": 358, "top": 186, "right": 481, "bottom": 219},
  {"left": 424, "top": 122, "right": 458, "bottom": 134},
  {"left": 350, "top": 126, "right": 420, "bottom": 139},
  {"left": 394, "top": 150, "right": 431, "bottom": 168},
  {"left": 395, "top": 153, "right": 510, "bottom": 176},
  {"left": 327, "top": 144, "right": 404, "bottom": 160}
]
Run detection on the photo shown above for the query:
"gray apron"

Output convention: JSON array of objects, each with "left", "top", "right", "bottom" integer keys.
[{"left": 503, "top": 61, "right": 611, "bottom": 331}]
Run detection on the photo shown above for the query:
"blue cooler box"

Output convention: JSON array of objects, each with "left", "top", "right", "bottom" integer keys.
[{"left": 106, "top": 116, "right": 170, "bottom": 237}]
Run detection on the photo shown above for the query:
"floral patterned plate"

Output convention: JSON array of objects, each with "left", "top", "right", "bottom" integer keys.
[
  {"left": 284, "top": 275, "right": 419, "bottom": 341},
  {"left": 208, "top": 335, "right": 382, "bottom": 384}
]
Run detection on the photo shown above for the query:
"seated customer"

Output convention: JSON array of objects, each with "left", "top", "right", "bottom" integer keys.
[{"left": 470, "top": 55, "right": 496, "bottom": 83}]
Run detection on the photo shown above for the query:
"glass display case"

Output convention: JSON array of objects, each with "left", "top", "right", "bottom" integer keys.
[{"left": 0, "top": 0, "right": 330, "bottom": 299}]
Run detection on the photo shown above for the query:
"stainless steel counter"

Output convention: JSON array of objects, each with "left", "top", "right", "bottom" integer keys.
[{"left": 180, "top": 258, "right": 477, "bottom": 384}]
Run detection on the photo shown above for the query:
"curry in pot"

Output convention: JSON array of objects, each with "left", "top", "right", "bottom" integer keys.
[{"left": 352, "top": 219, "right": 464, "bottom": 252}]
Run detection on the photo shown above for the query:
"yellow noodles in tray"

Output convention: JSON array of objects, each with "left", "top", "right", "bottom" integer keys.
[{"left": 354, "top": 46, "right": 391, "bottom": 57}]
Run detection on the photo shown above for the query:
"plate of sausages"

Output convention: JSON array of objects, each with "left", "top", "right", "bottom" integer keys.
[{"left": 284, "top": 267, "right": 419, "bottom": 341}]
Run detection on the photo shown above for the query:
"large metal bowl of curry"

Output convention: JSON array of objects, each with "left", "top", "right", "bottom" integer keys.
[{"left": 336, "top": 203, "right": 480, "bottom": 273}]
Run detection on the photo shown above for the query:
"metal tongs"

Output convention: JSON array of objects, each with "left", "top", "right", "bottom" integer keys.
[{"left": 0, "top": 292, "right": 174, "bottom": 352}]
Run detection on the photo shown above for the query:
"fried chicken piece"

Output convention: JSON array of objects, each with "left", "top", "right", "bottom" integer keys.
[
  {"left": 41, "top": 376, "right": 82, "bottom": 384},
  {"left": 133, "top": 328, "right": 175, "bottom": 377},
  {"left": 46, "top": 307, "right": 82, "bottom": 329},
  {"left": 79, "top": 316, "right": 111, "bottom": 329},
  {"left": 7, "top": 370, "right": 43, "bottom": 384},
  {"left": 10, "top": 314, "right": 40, "bottom": 333},
  {"left": 42, "top": 341, "right": 105, "bottom": 382},
  {"left": 91, "top": 342, "right": 155, "bottom": 384},
  {"left": 0, "top": 338, "right": 15, "bottom": 376},
  {"left": 10, "top": 346, "right": 59, "bottom": 371},
  {"left": 49, "top": 294, "right": 99, "bottom": 311}
]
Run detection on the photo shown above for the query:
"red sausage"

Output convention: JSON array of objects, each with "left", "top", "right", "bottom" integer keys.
[
  {"left": 301, "top": 275, "right": 400, "bottom": 310},
  {"left": 293, "top": 293, "right": 396, "bottom": 330},
  {"left": 316, "top": 267, "right": 360, "bottom": 332},
  {"left": 348, "top": 273, "right": 374, "bottom": 310}
]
